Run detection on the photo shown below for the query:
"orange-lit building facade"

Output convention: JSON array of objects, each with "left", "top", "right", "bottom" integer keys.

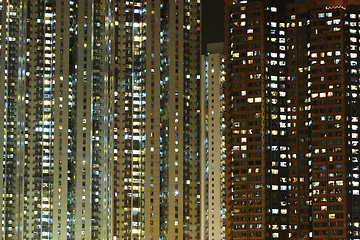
[{"left": 225, "top": 0, "right": 360, "bottom": 239}]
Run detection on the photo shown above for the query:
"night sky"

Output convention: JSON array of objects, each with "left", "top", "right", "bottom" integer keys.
[{"left": 202, "top": 0, "right": 225, "bottom": 52}]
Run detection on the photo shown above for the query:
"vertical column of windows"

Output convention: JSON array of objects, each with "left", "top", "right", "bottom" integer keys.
[
  {"left": 41, "top": 3, "right": 56, "bottom": 238},
  {"left": 52, "top": 0, "right": 70, "bottom": 237},
  {"left": 220, "top": 58, "right": 227, "bottom": 240},
  {"left": 0, "top": 0, "right": 5, "bottom": 236},
  {"left": 67, "top": 0, "right": 78, "bottom": 237},
  {"left": 145, "top": 0, "right": 161, "bottom": 239},
  {"left": 112, "top": 0, "right": 123, "bottom": 237},
  {"left": 114, "top": 1, "right": 140, "bottom": 238},
  {"left": 72, "top": 0, "right": 92, "bottom": 239},
  {"left": 1, "top": 0, "right": 24, "bottom": 239},
  {"left": 26, "top": 1, "right": 55, "bottom": 238},
  {"left": 91, "top": 1, "right": 102, "bottom": 236},
  {"left": 90, "top": 0, "right": 113, "bottom": 239},
  {"left": 24, "top": 1, "right": 39, "bottom": 238},
  {"left": 171, "top": 1, "right": 183, "bottom": 238},
  {"left": 183, "top": 0, "right": 201, "bottom": 239},
  {"left": 131, "top": 1, "right": 145, "bottom": 238},
  {"left": 345, "top": 6, "right": 360, "bottom": 239},
  {"left": 264, "top": 4, "right": 289, "bottom": 239},
  {"left": 200, "top": 54, "right": 209, "bottom": 240},
  {"left": 160, "top": 0, "right": 170, "bottom": 237},
  {"left": 114, "top": 1, "right": 146, "bottom": 239},
  {"left": 309, "top": 8, "right": 347, "bottom": 239},
  {"left": 203, "top": 52, "right": 226, "bottom": 240},
  {"left": 286, "top": 7, "right": 312, "bottom": 239}
]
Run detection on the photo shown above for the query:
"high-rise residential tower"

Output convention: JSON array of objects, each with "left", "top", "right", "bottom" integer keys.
[
  {"left": 0, "top": 0, "right": 201, "bottom": 239},
  {"left": 225, "top": 0, "right": 360, "bottom": 239},
  {"left": 0, "top": 0, "right": 113, "bottom": 239},
  {"left": 112, "top": 1, "right": 201, "bottom": 239},
  {"left": 200, "top": 42, "right": 226, "bottom": 240}
]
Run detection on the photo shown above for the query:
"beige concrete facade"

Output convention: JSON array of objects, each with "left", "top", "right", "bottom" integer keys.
[
  {"left": 0, "top": 0, "right": 201, "bottom": 239},
  {"left": 0, "top": 0, "right": 113, "bottom": 239},
  {"left": 201, "top": 44, "right": 226, "bottom": 240},
  {"left": 112, "top": 1, "right": 201, "bottom": 240}
]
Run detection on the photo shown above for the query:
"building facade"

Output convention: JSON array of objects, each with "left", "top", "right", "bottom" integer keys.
[
  {"left": 0, "top": 0, "right": 201, "bottom": 239},
  {"left": 225, "top": 0, "right": 360, "bottom": 239},
  {"left": 0, "top": 0, "right": 113, "bottom": 239},
  {"left": 112, "top": 1, "right": 201, "bottom": 240},
  {"left": 200, "top": 43, "right": 226, "bottom": 240}
]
